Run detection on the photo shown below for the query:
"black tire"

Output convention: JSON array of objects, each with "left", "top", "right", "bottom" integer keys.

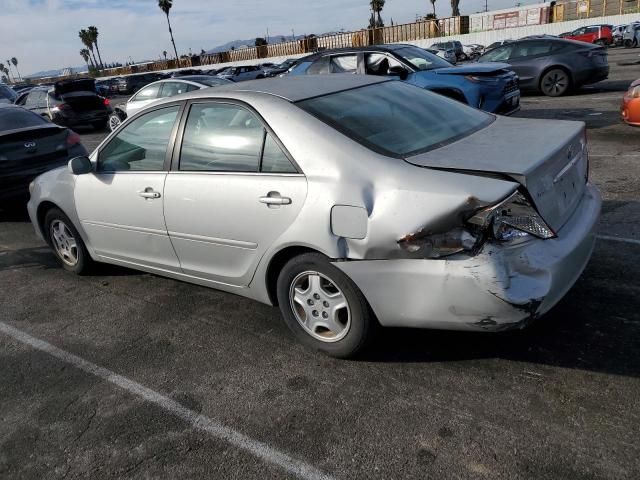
[
  {"left": 276, "top": 253, "right": 374, "bottom": 358},
  {"left": 540, "top": 68, "right": 571, "bottom": 97},
  {"left": 44, "top": 208, "right": 93, "bottom": 274}
]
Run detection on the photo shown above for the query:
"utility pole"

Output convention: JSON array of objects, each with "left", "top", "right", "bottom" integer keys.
[{"left": 485, "top": 0, "right": 488, "bottom": 12}]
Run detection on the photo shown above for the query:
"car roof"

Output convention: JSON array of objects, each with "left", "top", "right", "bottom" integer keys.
[
  {"left": 300, "top": 43, "right": 421, "bottom": 61},
  {"left": 155, "top": 74, "right": 390, "bottom": 103}
]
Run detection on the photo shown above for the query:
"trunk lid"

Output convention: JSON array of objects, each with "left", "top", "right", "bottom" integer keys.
[
  {"left": 0, "top": 126, "right": 69, "bottom": 184},
  {"left": 54, "top": 78, "right": 96, "bottom": 95},
  {"left": 404, "top": 116, "right": 588, "bottom": 232}
]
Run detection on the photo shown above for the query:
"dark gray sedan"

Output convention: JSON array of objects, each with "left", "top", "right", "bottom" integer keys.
[{"left": 478, "top": 38, "right": 609, "bottom": 96}]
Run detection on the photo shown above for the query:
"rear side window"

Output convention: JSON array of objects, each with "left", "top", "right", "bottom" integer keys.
[
  {"left": 510, "top": 41, "right": 553, "bottom": 58},
  {"left": 298, "top": 81, "right": 492, "bottom": 158},
  {"left": 0, "top": 108, "right": 47, "bottom": 130},
  {"left": 180, "top": 103, "right": 264, "bottom": 171},
  {"left": 330, "top": 55, "right": 358, "bottom": 73},
  {"left": 261, "top": 133, "right": 297, "bottom": 173}
]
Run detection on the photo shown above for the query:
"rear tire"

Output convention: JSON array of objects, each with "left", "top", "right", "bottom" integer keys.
[
  {"left": 44, "top": 208, "right": 93, "bottom": 275},
  {"left": 540, "top": 68, "right": 571, "bottom": 97},
  {"left": 108, "top": 113, "right": 123, "bottom": 131},
  {"left": 276, "top": 253, "right": 374, "bottom": 358}
]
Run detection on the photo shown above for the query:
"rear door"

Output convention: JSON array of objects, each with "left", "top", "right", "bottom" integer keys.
[{"left": 163, "top": 100, "right": 307, "bottom": 286}]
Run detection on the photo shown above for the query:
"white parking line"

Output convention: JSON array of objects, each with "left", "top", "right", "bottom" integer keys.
[
  {"left": 0, "top": 321, "right": 335, "bottom": 480},
  {"left": 597, "top": 235, "right": 640, "bottom": 245}
]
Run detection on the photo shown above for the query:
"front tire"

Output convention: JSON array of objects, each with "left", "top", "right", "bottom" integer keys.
[
  {"left": 276, "top": 253, "right": 374, "bottom": 358},
  {"left": 44, "top": 208, "right": 92, "bottom": 274},
  {"left": 540, "top": 68, "right": 571, "bottom": 97},
  {"left": 109, "top": 113, "right": 123, "bottom": 131}
]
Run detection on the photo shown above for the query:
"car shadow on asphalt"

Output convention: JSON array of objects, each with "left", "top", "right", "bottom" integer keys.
[{"left": 516, "top": 108, "right": 621, "bottom": 129}]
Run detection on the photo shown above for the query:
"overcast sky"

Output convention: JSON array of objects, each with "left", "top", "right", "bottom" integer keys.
[{"left": 1, "top": 0, "right": 536, "bottom": 75}]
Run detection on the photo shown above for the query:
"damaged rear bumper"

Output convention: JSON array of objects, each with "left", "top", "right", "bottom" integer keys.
[{"left": 333, "top": 184, "right": 601, "bottom": 332}]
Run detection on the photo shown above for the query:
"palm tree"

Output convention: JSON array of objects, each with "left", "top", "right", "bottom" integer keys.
[
  {"left": 429, "top": 0, "right": 437, "bottom": 18},
  {"left": 79, "top": 29, "right": 100, "bottom": 71},
  {"left": 80, "top": 48, "right": 94, "bottom": 71},
  {"left": 87, "top": 26, "right": 104, "bottom": 69},
  {"left": 11, "top": 57, "right": 21, "bottom": 81},
  {"left": 451, "top": 0, "right": 460, "bottom": 17},
  {"left": 5, "top": 61, "right": 14, "bottom": 82},
  {"left": 369, "top": 0, "right": 385, "bottom": 28},
  {"left": 163, "top": 50, "right": 168, "bottom": 60},
  {"left": 158, "top": 0, "right": 179, "bottom": 64}
]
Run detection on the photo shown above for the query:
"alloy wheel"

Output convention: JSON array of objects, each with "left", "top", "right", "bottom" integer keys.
[
  {"left": 50, "top": 220, "right": 78, "bottom": 267},
  {"left": 542, "top": 70, "right": 569, "bottom": 96},
  {"left": 109, "top": 114, "right": 122, "bottom": 131},
  {"left": 289, "top": 271, "right": 351, "bottom": 342}
]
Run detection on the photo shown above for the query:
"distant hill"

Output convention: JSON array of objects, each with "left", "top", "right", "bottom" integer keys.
[
  {"left": 27, "top": 65, "right": 87, "bottom": 79},
  {"left": 206, "top": 34, "right": 305, "bottom": 53}
]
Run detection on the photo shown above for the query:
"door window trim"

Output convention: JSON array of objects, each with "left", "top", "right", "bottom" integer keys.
[
  {"left": 95, "top": 100, "right": 187, "bottom": 174},
  {"left": 169, "top": 98, "right": 303, "bottom": 175}
]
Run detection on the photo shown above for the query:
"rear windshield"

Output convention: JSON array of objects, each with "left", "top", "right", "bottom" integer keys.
[
  {"left": 297, "top": 81, "right": 493, "bottom": 158},
  {"left": 0, "top": 107, "right": 48, "bottom": 131}
]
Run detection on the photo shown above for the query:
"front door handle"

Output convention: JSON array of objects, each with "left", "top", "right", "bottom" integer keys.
[
  {"left": 259, "top": 191, "right": 291, "bottom": 206},
  {"left": 138, "top": 188, "right": 161, "bottom": 199}
]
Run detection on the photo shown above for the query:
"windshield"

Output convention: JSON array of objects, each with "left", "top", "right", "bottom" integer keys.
[
  {"left": 297, "top": 81, "right": 492, "bottom": 158},
  {"left": 392, "top": 46, "right": 452, "bottom": 70}
]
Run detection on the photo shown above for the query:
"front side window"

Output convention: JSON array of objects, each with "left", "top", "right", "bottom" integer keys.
[
  {"left": 132, "top": 84, "right": 160, "bottom": 102},
  {"left": 179, "top": 103, "right": 264, "bottom": 172},
  {"left": 478, "top": 45, "right": 513, "bottom": 62},
  {"left": 298, "top": 81, "right": 492, "bottom": 158},
  {"left": 98, "top": 106, "right": 179, "bottom": 172}
]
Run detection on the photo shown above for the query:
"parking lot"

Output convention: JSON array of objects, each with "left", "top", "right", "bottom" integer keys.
[{"left": 1, "top": 47, "right": 640, "bottom": 479}]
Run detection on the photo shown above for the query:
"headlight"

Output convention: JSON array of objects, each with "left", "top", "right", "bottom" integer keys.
[
  {"left": 468, "top": 191, "right": 555, "bottom": 242},
  {"left": 628, "top": 85, "right": 640, "bottom": 98}
]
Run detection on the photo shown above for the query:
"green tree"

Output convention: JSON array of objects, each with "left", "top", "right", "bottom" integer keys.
[
  {"left": 87, "top": 26, "right": 104, "bottom": 69},
  {"left": 369, "top": 0, "right": 385, "bottom": 28},
  {"left": 451, "top": 0, "right": 460, "bottom": 17},
  {"left": 10, "top": 57, "right": 21, "bottom": 81},
  {"left": 79, "top": 29, "right": 100, "bottom": 70},
  {"left": 429, "top": 0, "right": 437, "bottom": 18},
  {"left": 158, "top": 0, "right": 180, "bottom": 64}
]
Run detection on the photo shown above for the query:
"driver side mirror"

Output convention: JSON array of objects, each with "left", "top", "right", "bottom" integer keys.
[
  {"left": 388, "top": 65, "right": 409, "bottom": 80},
  {"left": 69, "top": 156, "right": 93, "bottom": 175}
]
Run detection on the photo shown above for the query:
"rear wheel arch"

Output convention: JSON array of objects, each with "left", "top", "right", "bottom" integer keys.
[{"left": 265, "top": 246, "right": 329, "bottom": 306}]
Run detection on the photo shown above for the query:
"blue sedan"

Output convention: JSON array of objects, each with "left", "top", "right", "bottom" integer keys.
[{"left": 287, "top": 44, "right": 520, "bottom": 115}]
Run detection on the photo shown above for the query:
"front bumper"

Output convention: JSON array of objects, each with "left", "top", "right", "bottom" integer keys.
[{"left": 334, "top": 184, "right": 601, "bottom": 332}]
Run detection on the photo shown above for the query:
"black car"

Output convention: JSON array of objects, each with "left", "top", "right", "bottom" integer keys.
[
  {"left": 0, "top": 104, "right": 87, "bottom": 205},
  {"left": 477, "top": 38, "right": 609, "bottom": 97},
  {"left": 264, "top": 59, "right": 300, "bottom": 77},
  {"left": 15, "top": 79, "right": 112, "bottom": 130},
  {"left": 115, "top": 72, "right": 166, "bottom": 94}
]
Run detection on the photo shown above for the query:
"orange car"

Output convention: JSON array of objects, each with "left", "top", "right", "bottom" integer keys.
[{"left": 621, "top": 79, "right": 640, "bottom": 125}]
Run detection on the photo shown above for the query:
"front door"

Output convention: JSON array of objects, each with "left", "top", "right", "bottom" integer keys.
[
  {"left": 75, "top": 104, "right": 183, "bottom": 271},
  {"left": 163, "top": 101, "right": 307, "bottom": 286}
]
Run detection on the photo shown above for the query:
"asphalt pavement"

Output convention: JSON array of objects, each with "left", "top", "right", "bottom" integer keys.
[{"left": 1, "top": 48, "right": 639, "bottom": 480}]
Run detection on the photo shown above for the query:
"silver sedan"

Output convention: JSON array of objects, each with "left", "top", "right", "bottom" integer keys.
[{"left": 27, "top": 75, "right": 601, "bottom": 358}]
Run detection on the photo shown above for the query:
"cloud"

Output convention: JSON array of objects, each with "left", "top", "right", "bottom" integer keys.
[{"left": 0, "top": 0, "right": 527, "bottom": 76}]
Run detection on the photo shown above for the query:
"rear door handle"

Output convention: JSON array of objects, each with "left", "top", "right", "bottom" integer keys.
[
  {"left": 259, "top": 192, "right": 291, "bottom": 206},
  {"left": 138, "top": 188, "right": 161, "bottom": 199}
]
